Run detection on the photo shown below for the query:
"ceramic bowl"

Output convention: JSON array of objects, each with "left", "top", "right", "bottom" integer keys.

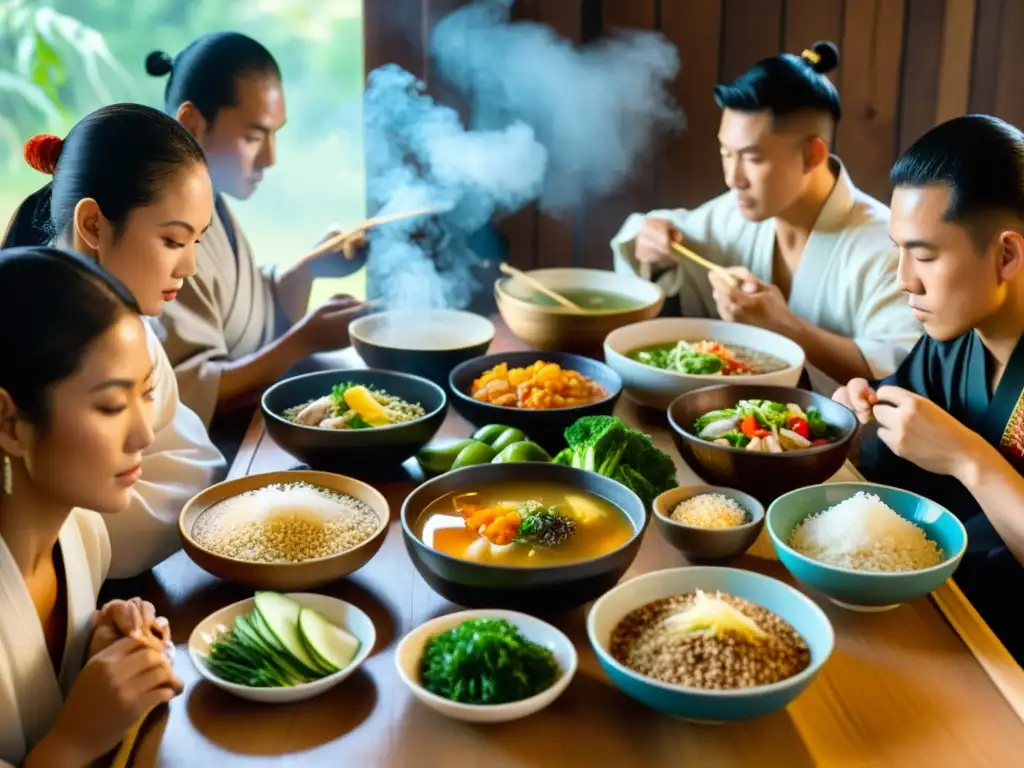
[
  {"left": 401, "top": 462, "right": 648, "bottom": 612},
  {"left": 349, "top": 309, "right": 495, "bottom": 387},
  {"left": 652, "top": 485, "right": 765, "bottom": 562},
  {"left": 448, "top": 350, "right": 623, "bottom": 453},
  {"left": 261, "top": 368, "right": 447, "bottom": 472},
  {"left": 394, "top": 608, "right": 577, "bottom": 723},
  {"left": 604, "top": 318, "right": 805, "bottom": 410},
  {"left": 188, "top": 592, "right": 375, "bottom": 703},
  {"left": 667, "top": 384, "right": 859, "bottom": 504},
  {"left": 767, "top": 482, "right": 968, "bottom": 611},
  {"left": 495, "top": 267, "right": 663, "bottom": 355},
  {"left": 587, "top": 566, "right": 834, "bottom": 722},
  {"left": 179, "top": 470, "right": 389, "bottom": 590}
]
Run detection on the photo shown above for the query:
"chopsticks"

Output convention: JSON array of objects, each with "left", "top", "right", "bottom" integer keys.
[
  {"left": 301, "top": 204, "right": 455, "bottom": 262},
  {"left": 670, "top": 241, "right": 739, "bottom": 288},
  {"left": 498, "top": 262, "right": 584, "bottom": 313}
]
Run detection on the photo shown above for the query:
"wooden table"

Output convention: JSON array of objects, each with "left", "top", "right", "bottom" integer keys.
[{"left": 120, "top": 323, "right": 1024, "bottom": 767}]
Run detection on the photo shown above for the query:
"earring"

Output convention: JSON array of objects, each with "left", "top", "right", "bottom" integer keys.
[{"left": 2, "top": 455, "right": 11, "bottom": 495}]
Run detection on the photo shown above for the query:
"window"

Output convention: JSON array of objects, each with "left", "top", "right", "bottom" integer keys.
[{"left": 0, "top": 0, "right": 366, "bottom": 303}]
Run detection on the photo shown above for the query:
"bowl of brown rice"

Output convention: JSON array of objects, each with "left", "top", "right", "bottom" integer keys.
[
  {"left": 652, "top": 485, "right": 765, "bottom": 562},
  {"left": 179, "top": 470, "right": 390, "bottom": 590},
  {"left": 587, "top": 566, "right": 834, "bottom": 722}
]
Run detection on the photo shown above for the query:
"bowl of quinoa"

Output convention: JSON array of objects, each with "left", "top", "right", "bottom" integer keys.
[
  {"left": 652, "top": 486, "right": 765, "bottom": 562},
  {"left": 179, "top": 470, "right": 389, "bottom": 590},
  {"left": 587, "top": 566, "right": 833, "bottom": 722}
]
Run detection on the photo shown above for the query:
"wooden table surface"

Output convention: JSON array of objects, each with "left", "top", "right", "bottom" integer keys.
[{"left": 118, "top": 323, "right": 1024, "bottom": 767}]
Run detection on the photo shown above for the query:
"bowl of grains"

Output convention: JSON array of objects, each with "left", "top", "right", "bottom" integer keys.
[
  {"left": 767, "top": 482, "right": 967, "bottom": 611},
  {"left": 587, "top": 566, "right": 834, "bottom": 722},
  {"left": 652, "top": 485, "right": 765, "bottom": 562},
  {"left": 179, "top": 470, "right": 389, "bottom": 590}
]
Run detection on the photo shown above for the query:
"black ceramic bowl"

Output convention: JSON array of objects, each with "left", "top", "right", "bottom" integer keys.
[
  {"left": 401, "top": 462, "right": 648, "bottom": 613},
  {"left": 448, "top": 350, "right": 623, "bottom": 453},
  {"left": 349, "top": 309, "right": 496, "bottom": 387},
  {"left": 667, "top": 384, "right": 859, "bottom": 505},
  {"left": 262, "top": 369, "right": 448, "bottom": 472}
]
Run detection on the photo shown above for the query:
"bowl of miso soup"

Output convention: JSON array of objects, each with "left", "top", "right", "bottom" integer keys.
[
  {"left": 495, "top": 267, "right": 663, "bottom": 355},
  {"left": 604, "top": 318, "right": 805, "bottom": 409},
  {"left": 401, "top": 462, "right": 648, "bottom": 612}
]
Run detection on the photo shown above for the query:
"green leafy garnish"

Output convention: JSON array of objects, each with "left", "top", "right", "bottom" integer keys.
[
  {"left": 806, "top": 407, "right": 832, "bottom": 439},
  {"left": 514, "top": 507, "right": 576, "bottom": 546},
  {"left": 419, "top": 618, "right": 560, "bottom": 704},
  {"left": 637, "top": 341, "right": 725, "bottom": 374}
]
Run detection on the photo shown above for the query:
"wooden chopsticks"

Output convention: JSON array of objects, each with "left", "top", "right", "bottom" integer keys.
[
  {"left": 301, "top": 204, "right": 455, "bottom": 262},
  {"left": 498, "top": 262, "right": 584, "bottom": 313},
  {"left": 670, "top": 241, "right": 739, "bottom": 288}
]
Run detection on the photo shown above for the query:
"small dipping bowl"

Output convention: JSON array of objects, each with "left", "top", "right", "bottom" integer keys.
[{"left": 652, "top": 485, "right": 766, "bottom": 562}]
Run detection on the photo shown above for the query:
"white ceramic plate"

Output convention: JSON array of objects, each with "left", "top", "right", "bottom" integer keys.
[
  {"left": 604, "top": 318, "right": 806, "bottom": 409},
  {"left": 188, "top": 592, "right": 375, "bottom": 703},
  {"left": 395, "top": 609, "right": 577, "bottom": 723},
  {"left": 350, "top": 309, "right": 496, "bottom": 351}
]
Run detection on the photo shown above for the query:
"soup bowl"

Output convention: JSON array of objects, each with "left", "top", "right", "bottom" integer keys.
[
  {"left": 179, "top": 470, "right": 390, "bottom": 590},
  {"left": 401, "top": 462, "right": 648, "bottom": 612},
  {"left": 262, "top": 369, "right": 447, "bottom": 472},
  {"left": 652, "top": 485, "right": 766, "bottom": 562},
  {"left": 767, "top": 483, "right": 968, "bottom": 611},
  {"left": 667, "top": 384, "right": 859, "bottom": 504},
  {"left": 448, "top": 350, "right": 623, "bottom": 453},
  {"left": 495, "top": 267, "right": 663, "bottom": 355},
  {"left": 349, "top": 309, "right": 496, "bottom": 387},
  {"left": 588, "top": 566, "right": 834, "bottom": 722},
  {"left": 604, "top": 318, "right": 805, "bottom": 410}
]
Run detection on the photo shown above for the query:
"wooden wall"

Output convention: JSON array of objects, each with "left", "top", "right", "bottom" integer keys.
[{"left": 363, "top": 0, "right": 1020, "bottom": 271}]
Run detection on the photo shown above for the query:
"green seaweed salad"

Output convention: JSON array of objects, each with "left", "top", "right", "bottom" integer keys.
[{"left": 419, "top": 618, "right": 560, "bottom": 705}]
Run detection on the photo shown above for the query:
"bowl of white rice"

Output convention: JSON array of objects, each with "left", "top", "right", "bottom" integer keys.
[
  {"left": 179, "top": 470, "right": 390, "bottom": 590},
  {"left": 652, "top": 485, "right": 765, "bottom": 562},
  {"left": 766, "top": 483, "right": 967, "bottom": 611}
]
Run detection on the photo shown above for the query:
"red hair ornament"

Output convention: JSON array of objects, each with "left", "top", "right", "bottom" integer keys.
[{"left": 24, "top": 134, "right": 64, "bottom": 175}]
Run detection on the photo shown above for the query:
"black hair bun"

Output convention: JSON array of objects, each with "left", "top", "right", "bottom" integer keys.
[
  {"left": 805, "top": 41, "right": 839, "bottom": 74},
  {"left": 145, "top": 51, "right": 173, "bottom": 77}
]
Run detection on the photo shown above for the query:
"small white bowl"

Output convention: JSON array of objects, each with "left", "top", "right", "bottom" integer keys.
[
  {"left": 604, "top": 318, "right": 806, "bottom": 409},
  {"left": 188, "top": 592, "right": 375, "bottom": 703},
  {"left": 394, "top": 609, "right": 577, "bottom": 723}
]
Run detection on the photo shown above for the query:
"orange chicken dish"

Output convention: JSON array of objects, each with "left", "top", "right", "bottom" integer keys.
[{"left": 470, "top": 361, "right": 607, "bottom": 409}]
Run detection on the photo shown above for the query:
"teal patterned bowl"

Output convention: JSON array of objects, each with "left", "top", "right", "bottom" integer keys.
[
  {"left": 587, "top": 566, "right": 834, "bottom": 722},
  {"left": 767, "top": 482, "right": 968, "bottom": 611}
]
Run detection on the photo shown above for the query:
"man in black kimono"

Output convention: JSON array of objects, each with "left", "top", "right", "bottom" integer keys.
[{"left": 835, "top": 114, "right": 1024, "bottom": 662}]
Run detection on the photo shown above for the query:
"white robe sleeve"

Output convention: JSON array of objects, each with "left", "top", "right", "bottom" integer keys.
[{"left": 102, "top": 323, "right": 226, "bottom": 579}]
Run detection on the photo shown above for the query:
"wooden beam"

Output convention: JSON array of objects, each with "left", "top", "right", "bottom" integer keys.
[
  {"left": 898, "top": 0, "right": 948, "bottom": 152},
  {"left": 968, "top": 0, "right": 1005, "bottom": 115},
  {"left": 934, "top": 0, "right": 977, "bottom": 124},
  {"left": 363, "top": 0, "right": 428, "bottom": 78},
  {"left": 719, "top": 0, "right": 784, "bottom": 83}
]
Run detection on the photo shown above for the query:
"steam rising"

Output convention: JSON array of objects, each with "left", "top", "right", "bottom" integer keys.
[{"left": 364, "top": 0, "right": 682, "bottom": 311}]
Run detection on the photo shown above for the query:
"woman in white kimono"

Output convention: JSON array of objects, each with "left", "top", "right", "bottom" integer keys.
[
  {"left": 612, "top": 41, "right": 921, "bottom": 394},
  {"left": 0, "top": 246, "right": 182, "bottom": 767},
  {"left": 7, "top": 104, "right": 227, "bottom": 578}
]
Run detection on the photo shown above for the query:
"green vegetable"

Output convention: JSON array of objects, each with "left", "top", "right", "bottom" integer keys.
[
  {"left": 472, "top": 424, "right": 512, "bottom": 445},
  {"left": 736, "top": 399, "right": 789, "bottom": 430},
  {"left": 514, "top": 507, "right": 575, "bottom": 546},
  {"left": 552, "top": 415, "right": 677, "bottom": 507},
  {"left": 806, "top": 407, "right": 832, "bottom": 439},
  {"left": 490, "top": 427, "right": 526, "bottom": 453},
  {"left": 692, "top": 408, "right": 738, "bottom": 435},
  {"left": 720, "top": 431, "right": 750, "bottom": 448},
  {"left": 416, "top": 438, "right": 478, "bottom": 474},
  {"left": 637, "top": 341, "right": 724, "bottom": 374},
  {"left": 419, "top": 618, "right": 560, "bottom": 705},
  {"left": 491, "top": 440, "right": 551, "bottom": 464},
  {"left": 451, "top": 440, "right": 497, "bottom": 469}
]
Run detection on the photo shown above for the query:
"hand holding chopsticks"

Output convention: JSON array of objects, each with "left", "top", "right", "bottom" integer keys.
[{"left": 300, "top": 204, "right": 455, "bottom": 264}]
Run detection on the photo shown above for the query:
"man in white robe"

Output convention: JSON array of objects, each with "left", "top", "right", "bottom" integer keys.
[{"left": 612, "top": 43, "right": 921, "bottom": 393}]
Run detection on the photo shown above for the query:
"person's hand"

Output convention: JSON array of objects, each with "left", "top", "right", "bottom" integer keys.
[
  {"left": 315, "top": 227, "right": 367, "bottom": 261},
  {"left": 709, "top": 266, "right": 795, "bottom": 332},
  {"left": 634, "top": 217, "right": 682, "bottom": 270},
  {"left": 833, "top": 378, "right": 878, "bottom": 425},
  {"left": 88, "top": 598, "right": 172, "bottom": 660},
  {"left": 872, "top": 386, "right": 985, "bottom": 477},
  {"left": 46, "top": 637, "right": 183, "bottom": 766},
  {"left": 289, "top": 294, "right": 367, "bottom": 355}
]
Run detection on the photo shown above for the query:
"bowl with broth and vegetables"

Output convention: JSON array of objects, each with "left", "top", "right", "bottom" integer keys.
[
  {"left": 401, "top": 462, "right": 648, "bottom": 612},
  {"left": 395, "top": 609, "right": 577, "bottom": 723},
  {"left": 495, "top": 267, "right": 663, "bottom": 354},
  {"left": 349, "top": 308, "right": 495, "bottom": 387},
  {"left": 604, "top": 318, "right": 805, "bottom": 410},
  {"left": 262, "top": 368, "right": 448, "bottom": 472},
  {"left": 667, "top": 385, "right": 859, "bottom": 504}
]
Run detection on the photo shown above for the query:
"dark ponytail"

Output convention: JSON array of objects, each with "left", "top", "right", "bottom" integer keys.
[
  {"left": 0, "top": 245, "right": 141, "bottom": 424},
  {"left": 713, "top": 40, "right": 842, "bottom": 122},
  {"left": 147, "top": 32, "right": 280, "bottom": 121}
]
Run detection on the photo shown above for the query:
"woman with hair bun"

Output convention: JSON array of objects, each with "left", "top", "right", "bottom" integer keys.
[
  {"left": 613, "top": 41, "right": 921, "bottom": 395},
  {"left": 0, "top": 246, "right": 183, "bottom": 768},
  {"left": 3, "top": 103, "right": 226, "bottom": 579}
]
